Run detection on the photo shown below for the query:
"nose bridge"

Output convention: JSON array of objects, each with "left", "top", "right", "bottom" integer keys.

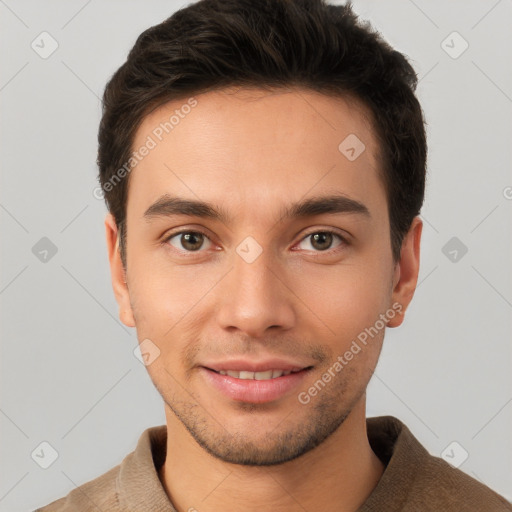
[{"left": 215, "top": 238, "right": 295, "bottom": 336}]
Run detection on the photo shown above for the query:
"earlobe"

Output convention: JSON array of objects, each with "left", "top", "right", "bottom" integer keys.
[
  {"left": 387, "top": 216, "right": 422, "bottom": 328},
  {"left": 105, "top": 213, "right": 136, "bottom": 328}
]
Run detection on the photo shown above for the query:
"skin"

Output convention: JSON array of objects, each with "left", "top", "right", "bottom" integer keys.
[{"left": 105, "top": 86, "right": 422, "bottom": 512}]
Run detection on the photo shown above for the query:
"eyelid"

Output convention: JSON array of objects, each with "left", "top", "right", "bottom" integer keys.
[
  {"left": 162, "top": 226, "right": 351, "bottom": 254},
  {"left": 297, "top": 227, "right": 350, "bottom": 243},
  {"left": 291, "top": 228, "right": 349, "bottom": 254},
  {"left": 162, "top": 228, "right": 215, "bottom": 251}
]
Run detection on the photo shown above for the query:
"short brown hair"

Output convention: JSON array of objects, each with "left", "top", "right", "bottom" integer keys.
[{"left": 97, "top": 0, "right": 427, "bottom": 267}]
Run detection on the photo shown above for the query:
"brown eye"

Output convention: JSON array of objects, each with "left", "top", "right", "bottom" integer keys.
[
  {"left": 297, "top": 231, "right": 345, "bottom": 252},
  {"left": 310, "top": 232, "right": 333, "bottom": 251},
  {"left": 166, "top": 231, "right": 212, "bottom": 252}
]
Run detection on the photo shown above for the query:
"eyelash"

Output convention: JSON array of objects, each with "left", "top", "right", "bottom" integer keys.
[{"left": 162, "top": 228, "right": 349, "bottom": 256}]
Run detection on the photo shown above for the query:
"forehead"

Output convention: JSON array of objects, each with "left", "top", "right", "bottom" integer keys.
[{"left": 127, "top": 87, "right": 385, "bottom": 223}]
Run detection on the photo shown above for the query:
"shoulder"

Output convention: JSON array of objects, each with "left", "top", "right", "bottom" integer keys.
[
  {"left": 33, "top": 425, "right": 168, "bottom": 512},
  {"left": 364, "top": 416, "right": 512, "bottom": 511},
  {"left": 33, "top": 464, "right": 121, "bottom": 511},
  {"left": 415, "top": 449, "right": 512, "bottom": 510}
]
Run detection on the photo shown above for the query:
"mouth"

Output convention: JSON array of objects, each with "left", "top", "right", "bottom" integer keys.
[{"left": 200, "top": 363, "right": 314, "bottom": 404}]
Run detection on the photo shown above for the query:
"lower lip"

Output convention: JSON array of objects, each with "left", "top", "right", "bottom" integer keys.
[{"left": 200, "top": 367, "right": 311, "bottom": 404}]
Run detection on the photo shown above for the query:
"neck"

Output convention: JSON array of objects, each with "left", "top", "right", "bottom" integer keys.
[{"left": 158, "top": 396, "right": 384, "bottom": 512}]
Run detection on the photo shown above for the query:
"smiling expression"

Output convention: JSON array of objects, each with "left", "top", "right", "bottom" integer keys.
[{"left": 108, "top": 86, "right": 414, "bottom": 465}]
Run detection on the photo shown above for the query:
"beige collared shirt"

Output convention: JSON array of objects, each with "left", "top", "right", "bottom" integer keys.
[{"left": 35, "top": 416, "right": 512, "bottom": 511}]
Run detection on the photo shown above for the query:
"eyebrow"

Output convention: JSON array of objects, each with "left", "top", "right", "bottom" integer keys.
[{"left": 143, "top": 193, "right": 371, "bottom": 223}]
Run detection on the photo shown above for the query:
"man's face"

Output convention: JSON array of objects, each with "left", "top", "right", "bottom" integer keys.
[{"left": 110, "top": 87, "right": 412, "bottom": 465}]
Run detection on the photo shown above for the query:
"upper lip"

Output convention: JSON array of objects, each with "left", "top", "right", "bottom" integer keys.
[{"left": 202, "top": 358, "right": 314, "bottom": 373}]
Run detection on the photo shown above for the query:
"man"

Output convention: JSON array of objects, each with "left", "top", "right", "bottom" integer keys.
[{"left": 36, "top": 0, "right": 512, "bottom": 510}]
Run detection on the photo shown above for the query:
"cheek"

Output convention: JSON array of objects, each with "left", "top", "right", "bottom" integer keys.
[
  {"left": 292, "top": 261, "right": 392, "bottom": 338},
  {"left": 129, "top": 260, "right": 200, "bottom": 313},
  {"left": 127, "top": 260, "right": 219, "bottom": 358}
]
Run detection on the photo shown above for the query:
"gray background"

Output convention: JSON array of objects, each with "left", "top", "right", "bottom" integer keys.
[{"left": 1, "top": 0, "right": 511, "bottom": 510}]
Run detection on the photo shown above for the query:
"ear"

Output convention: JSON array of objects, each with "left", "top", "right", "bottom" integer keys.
[
  {"left": 387, "top": 216, "right": 422, "bottom": 328},
  {"left": 105, "top": 213, "right": 136, "bottom": 328}
]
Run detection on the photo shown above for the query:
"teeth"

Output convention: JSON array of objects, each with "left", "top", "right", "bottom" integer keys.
[
  {"left": 217, "top": 369, "right": 300, "bottom": 380},
  {"left": 254, "top": 370, "right": 273, "bottom": 380}
]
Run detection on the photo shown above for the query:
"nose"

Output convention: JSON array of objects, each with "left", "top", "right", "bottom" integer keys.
[{"left": 215, "top": 244, "right": 296, "bottom": 338}]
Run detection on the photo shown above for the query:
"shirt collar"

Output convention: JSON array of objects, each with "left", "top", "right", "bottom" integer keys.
[
  {"left": 117, "top": 424, "right": 176, "bottom": 511},
  {"left": 116, "top": 416, "right": 417, "bottom": 511}
]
